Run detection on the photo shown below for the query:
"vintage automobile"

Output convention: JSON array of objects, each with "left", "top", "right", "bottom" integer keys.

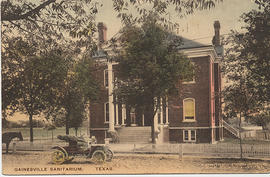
[{"left": 51, "top": 135, "right": 113, "bottom": 164}]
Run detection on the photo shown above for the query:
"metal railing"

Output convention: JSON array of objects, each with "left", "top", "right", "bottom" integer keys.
[{"left": 222, "top": 120, "right": 240, "bottom": 138}]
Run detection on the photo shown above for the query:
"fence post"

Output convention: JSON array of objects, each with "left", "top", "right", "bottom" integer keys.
[
  {"left": 179, "top": 144, "right": 183, "bottom": 160},
  {"left": 133, "top": 144, "right": 136, "bottom": 152}
]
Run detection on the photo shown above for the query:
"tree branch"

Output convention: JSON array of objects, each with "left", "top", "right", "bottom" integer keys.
[{"left": 1, "top": 0, "right": 56, "bottom": 22}]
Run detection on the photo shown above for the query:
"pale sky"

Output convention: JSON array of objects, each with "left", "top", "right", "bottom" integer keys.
[{"left": 96, "top": 0, "right": 258, "bottom": 45}]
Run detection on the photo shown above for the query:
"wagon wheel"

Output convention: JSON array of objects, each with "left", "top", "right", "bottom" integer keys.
[
  {"left": 52, "top": 150, "right": 66, "bottom": 164},
  {"left": 106, "top": 149, "right": 113, "bottom": 162},
  {"left": 92, "top": 150, "right": 106, "bottom": 164}
]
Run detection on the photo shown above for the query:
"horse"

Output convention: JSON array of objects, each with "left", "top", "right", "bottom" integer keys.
[{"left": 2, "top": 132, "right": 23, "bottom": 154}]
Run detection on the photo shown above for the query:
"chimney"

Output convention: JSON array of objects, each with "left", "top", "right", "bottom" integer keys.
[
  {"left": 98, "top": 22, "right": 107, "bottom": 47},
  {"left": 212, "top": 20, "right": 221, "bottom": 46}
]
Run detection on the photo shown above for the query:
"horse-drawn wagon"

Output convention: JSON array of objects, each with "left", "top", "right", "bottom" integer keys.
[{"left": 51, "top": 135, "right": 113, "bottom": 164}]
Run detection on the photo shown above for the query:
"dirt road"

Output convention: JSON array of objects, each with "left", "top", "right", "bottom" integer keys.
[{"left": 2, "top": 151, "right": 270, "bottom": 175}]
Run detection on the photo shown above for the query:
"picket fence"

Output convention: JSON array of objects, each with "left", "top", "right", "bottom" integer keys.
[{"left": 131, "top": 143, "right": 270, "bottom": 158}]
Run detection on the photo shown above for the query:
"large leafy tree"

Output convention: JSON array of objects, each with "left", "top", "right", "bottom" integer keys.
[
  {"left": 1, "top": 0, "right": 100, "bottom": 138},
  {"left": 223, "top": 0, "right": 270, "bottom": 129},
  {"left": 52, "top": 56, "right": 100, "bottom": 135},
  {"left": 2, "top": 37, "right": 69, "bottom": 142},
  {"left": 114, "top": 15, "right": 193, "bottom": 143}
]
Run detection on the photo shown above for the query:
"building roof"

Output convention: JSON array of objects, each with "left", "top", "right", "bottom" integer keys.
[
  {"left": 93, "top": 31, "right": 222, "bottom": 59},
  {"left": 179, "top": 36, "right": 211, "bottom": 49}
]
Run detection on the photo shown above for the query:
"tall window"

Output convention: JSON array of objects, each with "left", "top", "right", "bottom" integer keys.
[
  {"left": 104, "top": 69, "right": 108, "bottom": 87},
  {"left": 183, "top": 130, "right": 196, "bottom": 142},
  {"left": 104, "top": 102, "right": 109, "bottom": 122},
  {"left": 183, "top": 98, "right": 195, "bottom": 121}
]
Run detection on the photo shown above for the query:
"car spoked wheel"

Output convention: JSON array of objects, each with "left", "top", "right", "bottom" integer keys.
[
  {"left": 106, "top": 149, "right": 113, "bottom": 162},
  {"left": 92, "top": 150, "right": 106, "bottom": 164},
  {"left": 52, "top": 150, "right": 66, "bottom": 164}
]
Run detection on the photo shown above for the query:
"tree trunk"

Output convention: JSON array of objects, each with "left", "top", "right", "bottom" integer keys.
[
  {"left": 29, "top": 114, "right": 34, "bottom": 142},
  {"left": 150, "top": 116, "right": 156, "bottom": 144},
  {"left": 66, "top": 111, "right": 70, "bottom": 135},
  {"left": 239, "top": 112, "right": 243, "bottom": 159}
]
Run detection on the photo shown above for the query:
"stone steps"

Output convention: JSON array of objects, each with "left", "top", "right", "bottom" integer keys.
[{"left": 117, "top": 126, "right": 151, "bottom": 144}]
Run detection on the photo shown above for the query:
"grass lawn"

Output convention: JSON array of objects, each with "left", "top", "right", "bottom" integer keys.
[{"left": 2, "top": 127, "right": 88, "bottom": 140}]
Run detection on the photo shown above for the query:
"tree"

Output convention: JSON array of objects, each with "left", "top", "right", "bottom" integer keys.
[
  {"left": 2, "top": 37, "right": 69, "bottom": 142},
  {"left": 112, "top": 0, "right": 222, "bottom": 26},
  {"left": 1, "top": 0, "right": 99, "bottom": 44},
  {"left": 55, "top": 57, "right": 100, "bottom": 135},
  {"left": 223, "top": 1, "right": 270, "bottom": 129},
  {"left": 222, "top": 79, "right": 258, "bottom": 159},
  {"left": 222, "top": 0, "right": 270, "bottom": 157},
  {"left": 114, "top": 15, "right": 194, "bottom": 143},
  {"left": 1, "top": 0, "right": 100, "bottom": 137}
]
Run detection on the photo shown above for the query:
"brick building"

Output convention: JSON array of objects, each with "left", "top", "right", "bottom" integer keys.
[{"left": 89, "top": 21, "right": 224, "bottom": 144}]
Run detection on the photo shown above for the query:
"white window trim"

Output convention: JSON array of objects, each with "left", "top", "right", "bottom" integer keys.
[
  {"left": 183, "top": 130, "right": 196, "bottom": 142},
  {"left": 182, "top": 79, "right": 196, "bottom": 84},
  {"left": 183, "top": 98, "right": 196, "bottom": 122},
  {"left": 104, "top": 102, "right": 109, "bottom": 123},
  {"left": 104, "top": 69, "right": 108, "bottom": 88}
]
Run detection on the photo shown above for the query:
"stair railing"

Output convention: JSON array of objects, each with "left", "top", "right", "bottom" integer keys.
[{"left": 222, "top": 120, "right": 240, "bottom": 138}]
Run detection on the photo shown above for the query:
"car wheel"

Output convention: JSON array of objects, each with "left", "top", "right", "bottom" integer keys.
[
  {"left": 92, "top": 150, "right": 106, "bottom": 164},
  {"left": 51, "top": 150, "right": 66, "bottom": 164},
  {"left": 106, "top": 149, "right": 113, "bottom": 162}
]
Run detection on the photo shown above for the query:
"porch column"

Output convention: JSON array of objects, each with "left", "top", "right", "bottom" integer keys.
[
  {"left": 165, "top": 96, "right": 169, "bottom": 125},
  {"left": 154, "top": 98, "right": 158, "bottom": 131},
  {"left": 160, "top": 98, "right": 164, "bottom": 125},
  {"left": 142, "top": 114, "right": 145, "bottom": 126},
  {"left": 108, "top": 62, "right": 115, "bottom": 131},
  {"left": 121, "top": 104, "right": 126, "bottom": 125},
  {"left": 115, "top": 103, "right": 119, "bottom": 126}
]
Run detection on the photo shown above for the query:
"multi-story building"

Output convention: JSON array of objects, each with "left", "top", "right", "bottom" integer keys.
[{"left": 89, "top": 21, "right": 224, "bottom": 144}]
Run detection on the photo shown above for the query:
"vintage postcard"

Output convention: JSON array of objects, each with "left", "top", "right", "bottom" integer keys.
[{"left": 1, "top": 0, "right": 270, "bottom": 175}]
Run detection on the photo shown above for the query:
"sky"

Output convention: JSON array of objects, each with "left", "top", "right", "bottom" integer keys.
[{"left": 96, "top": 0, "right": 258, "bottom": 45}]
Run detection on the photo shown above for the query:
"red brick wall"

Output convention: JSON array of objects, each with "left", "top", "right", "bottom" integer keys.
[
  {"left": 90, "top": 63, "right": 109, "bottom": 129},
  {"left": 168, "top": 56, "right": 211, "bottom": 128}
]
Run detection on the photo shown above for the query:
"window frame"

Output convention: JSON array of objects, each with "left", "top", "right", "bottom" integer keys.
[
  {"left": 183, "top": 98, "right": 196, "bottom": 122},
  {"left": 183, "top": 129, "right": 196, "bottom": 142},
  {"left": 104, "top": 69, "right": 108, "bottom": 88},
  {"left": 104, "top": 102, "right": 109, "bottom": 123}
]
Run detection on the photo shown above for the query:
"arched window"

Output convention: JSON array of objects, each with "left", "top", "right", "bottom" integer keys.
[{"left": 183, "top": 98, "right": 195, "bottom": 121}]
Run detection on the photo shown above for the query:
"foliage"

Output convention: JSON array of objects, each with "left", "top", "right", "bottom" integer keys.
[
  {"left": 222, "top": 1, "right": 270, "bottom": 128},
  {"left": 51, "top": 57, "right": 100, "bottom": 135},
  {"left": 114, "top": 15, "right": 194, "bottom": 143},
  {"left": 1, "top": 0, "right": 99, "bottom": 52},
  {"left": 248, "top": 108, "right": 270, "bottom": 130},
  {"left": 2, "top": 37, "right": 69, "bottom": 141},
  {"left": 112, "top": 0, "right": 222, "bottom": 27}
]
